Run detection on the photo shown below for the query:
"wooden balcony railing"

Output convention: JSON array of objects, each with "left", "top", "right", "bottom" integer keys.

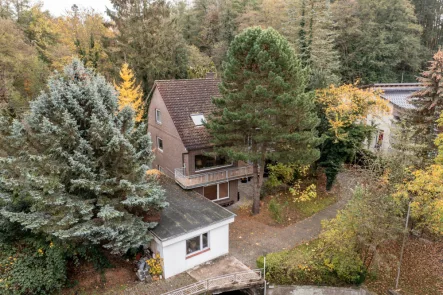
[{"left": 174, "top": 165, "right": 254, "bottom": 189}]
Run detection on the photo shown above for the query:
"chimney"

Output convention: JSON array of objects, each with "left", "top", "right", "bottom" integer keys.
[{"left": 206, "top": 72, "right": 216, "bottom": 79}]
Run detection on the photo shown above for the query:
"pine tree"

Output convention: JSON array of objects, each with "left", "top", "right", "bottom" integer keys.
[
  {"left": 409, "top": 50, "right": 443, "bottom": 161},
  {"left": 115, "top": 63, "right": 144, "bottom": 122},
  {"left": 0, "top": 60, "right": 167, "bottom": 254},
  {"left": 207, "top": 27, "right": 322, "bottom": 214}
]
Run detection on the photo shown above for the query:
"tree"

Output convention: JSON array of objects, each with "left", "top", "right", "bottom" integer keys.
[
  {"left": 408, "top": 50, "right": 443, "bottom": 161},
  {"left": 186, "top": 45, "right": 216, "bottom": 78},
  {"left": 331, "top": 0, "right": 423, "bottom": 84},
  {"left": 0, "top": 60, "right": 167, "bottom": 254},
  {"left": 411, "top": 0, "right": 443, "bottom": 52},
  {"left": 316, "top": 84, "right": 389, "bottom": 189},
  {"left": 107, "top": 0, "right": 188, "bottom": 95},
  {"left": 207, "top": 27, "right": 322, "bottom": 214},
  {"left": 0, "top": 18, "right": 49, "bottom": 118},
  {"left": 114, "top": 63, "right": 144, "bottom": 122}
]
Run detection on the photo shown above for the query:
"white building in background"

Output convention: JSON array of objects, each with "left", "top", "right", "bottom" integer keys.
[
  {"left": 150, "top": 176, "right": 235, "bottom": 279},
  {"left": 364, "top": 83, "right": 421, "bottom": 152}
]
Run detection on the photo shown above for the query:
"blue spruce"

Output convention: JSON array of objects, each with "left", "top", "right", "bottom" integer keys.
[{"left": 0, "top": 60, "right": 167, "bottom": 253}]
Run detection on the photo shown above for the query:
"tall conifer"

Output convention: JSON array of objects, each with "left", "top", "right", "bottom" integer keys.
[
  {"left": 207, "top": 27, "right": 322, "bottom": 214},
  {"left": 0, "top": 60, "right": 167, "bottom": 253},
  {"left": 115, "top": 63, "right": 144, "bottom": 122}
]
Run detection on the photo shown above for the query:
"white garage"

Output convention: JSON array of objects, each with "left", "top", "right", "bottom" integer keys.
[{"left": 150, "top": 177, "right": 236, "bottom": 279}]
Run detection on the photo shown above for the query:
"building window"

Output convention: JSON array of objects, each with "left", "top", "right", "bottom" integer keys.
[
  {"left": 155, "top": 109, "right": 161, "bottom": 124},
  {"left": 157, "top": 137, "right": 163, "bottom": 152},
  {"left": 195, "top": 154, "right": 230, "bottom": 171},
  {"left": 191, "top": 114, "right": 206, "bottom": 126},
  {"left": 374, "top": 130, "right": 384, "bottom": 150},
  {"left": 203, "top": 182, "right": 229, "bottom": 201},
  {"left": 186, "top": 232, "right": 209, "bottom": 256}
]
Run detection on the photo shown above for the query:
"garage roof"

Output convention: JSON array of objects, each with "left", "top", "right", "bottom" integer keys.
[{"left": 150, "top": 176, "right": 235, "bottom": 241}]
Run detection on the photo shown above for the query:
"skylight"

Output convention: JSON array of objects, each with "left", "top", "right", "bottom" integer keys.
[{"left": 191, "top": 114, "right": 206, "bottom": 126}]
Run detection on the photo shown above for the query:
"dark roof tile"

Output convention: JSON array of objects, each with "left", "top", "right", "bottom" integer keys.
[{"left": 154, "top": 79, "right": 221, "bottom": 150}]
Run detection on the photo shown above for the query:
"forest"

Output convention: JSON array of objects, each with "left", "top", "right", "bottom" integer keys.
[{"left": 1, "top": 0, "right": 443, "bottom": 118}]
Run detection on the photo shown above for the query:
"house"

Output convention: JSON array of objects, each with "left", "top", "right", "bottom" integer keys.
[
  {"left": 150, "top": 175, "right": 236, "bottom": 279},
  {"left": 364, "top": 83, "right": 421, "bottom": 152},
  {"left": 147, "top": 75, "right": 254, "bottom": 206}
]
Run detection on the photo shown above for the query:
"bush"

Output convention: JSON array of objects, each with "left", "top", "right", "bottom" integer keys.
[
  {"left": 257, "top": 240, "right": 366, "bottom": 286},
  {"left": 268, "top": 198, "right": 284, "bottom": 224},
  {"left": 0, "top": 238, "right": 67, "bottom": 295}
]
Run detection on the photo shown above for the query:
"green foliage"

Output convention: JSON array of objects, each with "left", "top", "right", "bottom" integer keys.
[
  {"left": 257, "top": 240, "right": 365, "bottom": 285},
  {"left": 268, "top": 199, "right": 284, "bottom": 224},
  {"left": 267, "top": 163, "right": 296, "bottom": 188},
  {"left": 332, "top": 0, "right": 423, "bottom": 84},
  {"left": 0, "top": 60, "right": 167, "bottom": 254},
  {"left": 0, "top": 237, "right": 67, "bottom": 295},
  {"left": 107, "top": 0, "right": 188, "bottom": 94},
  {"left": 207, "top": 26, "right": 322, "bottom": 214}
]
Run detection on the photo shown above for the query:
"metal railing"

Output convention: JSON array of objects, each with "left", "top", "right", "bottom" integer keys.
[
  {"left": 174, "top": 165, "right": 254, "bottom": 189},
  {"left": 161, "top": 269, "right": 263, "bottom": 295}
]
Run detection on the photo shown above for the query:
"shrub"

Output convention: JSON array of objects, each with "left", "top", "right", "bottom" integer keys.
[
  {"left": 0, "top": 238, "right": 67, "bottom": 295},
  {"left": 268, "top": 199, "right": 284, "bottom": 224},
  {"left": 257, "top": 240, "right": 366, "bottom": 286}
]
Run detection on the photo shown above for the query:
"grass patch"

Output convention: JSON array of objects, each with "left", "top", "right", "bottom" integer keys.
[
  {"left": 257, "top": 240, "right": 364, "bottom": 286},
  {"left": 293, "top": 195, "right": 337, "bottom": 218}
]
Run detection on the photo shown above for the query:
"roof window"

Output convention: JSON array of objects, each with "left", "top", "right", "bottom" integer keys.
[{"left": 191, "top": 114, "right": 206, "bottom": 126}]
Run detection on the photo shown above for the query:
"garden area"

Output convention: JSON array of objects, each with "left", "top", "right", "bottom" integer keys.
[{"left": 237, "top": 169, "right": 338, "bottom": 227}]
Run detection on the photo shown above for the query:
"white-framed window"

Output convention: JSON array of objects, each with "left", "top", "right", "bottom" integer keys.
[
  {"left": 155, "top": 109, "right": 162, "bottom": 124},
  {"left": 191, "top": 113, "right": 206, "bottom": 126},
  {"left": 186, "top": 232, "right": 209, "bottom": 257},
  {"left": 203, "top": 182, "right": 229, "bottom": 201},
  {"left": 158, "top": 165, "right": 164, "bottom": 173},
  {"left": 157, "top": 137, "right": 163, "bottom": 152}
]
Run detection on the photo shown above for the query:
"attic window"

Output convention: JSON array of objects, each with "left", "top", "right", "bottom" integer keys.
[{"left": 191, "top": 114, "right": 206, "bottom": 126}]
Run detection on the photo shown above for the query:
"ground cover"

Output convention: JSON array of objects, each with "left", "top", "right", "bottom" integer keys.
[{"left": 237, "top": 172, "right": 338, "bottom": 227}]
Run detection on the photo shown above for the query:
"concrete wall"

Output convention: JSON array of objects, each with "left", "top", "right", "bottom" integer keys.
[
  {"left": 152, "top": 217, "right": 234, "bottom": 279},
  {"left": 148, "top": 87, "right": 187, "bottom": 178}
]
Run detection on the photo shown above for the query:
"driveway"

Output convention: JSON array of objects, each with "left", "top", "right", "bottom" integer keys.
[{"left": 228, "top": 171, "right": 362, "bottom": 267}]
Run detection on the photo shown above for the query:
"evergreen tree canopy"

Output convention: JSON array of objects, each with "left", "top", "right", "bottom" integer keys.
[
  {"left": 107, "top": 0, "right": 188, "bottom": 94},
  {"left": 207, "top": 27, "right": 322, "bottom": 214},
  {"left": 408, "top": 50, "right": 443, "bottom": 161},
  {"left": 332, "top": 0, "right": 423, "bottom": 84},
  {"left": 0, "top": 60, "right": 167, "bottom": 254}
]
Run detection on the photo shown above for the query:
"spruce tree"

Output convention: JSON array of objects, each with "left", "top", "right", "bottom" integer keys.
[
  {"left": 114, "top": 63, "right": 144, "bottom": 122},
  {"left": 207, "top": 27, "right": 322, "bottom": 214},
  {"left": 409, "top": 50, "right": 443, "bottom": 161},
  {"left": 0, "top": 60, "right": 167, "bottom": 254}
]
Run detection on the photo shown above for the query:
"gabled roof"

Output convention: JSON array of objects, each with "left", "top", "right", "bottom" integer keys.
[
  {"left": 153, "top": 78, "right": 221, "bottom": 150},
  {"left": 151, "top": 175, "right": 235, "bottom": 242},
  {"left": 370, "top": 83, "right": 422, "bottom": 110}
]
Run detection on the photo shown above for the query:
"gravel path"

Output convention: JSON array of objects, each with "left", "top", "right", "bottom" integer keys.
[{"left": 228, "top": 171, "right": 362, "bottom": 268}]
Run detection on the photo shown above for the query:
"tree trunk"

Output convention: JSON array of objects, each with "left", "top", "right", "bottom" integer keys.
[{"left": 252, "top": 160, "right": 261, "bottom": 215}]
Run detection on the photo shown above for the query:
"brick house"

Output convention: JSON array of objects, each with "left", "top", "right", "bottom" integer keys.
[{"left": 147, "top": 76, "right": 253, "bottom": 206}]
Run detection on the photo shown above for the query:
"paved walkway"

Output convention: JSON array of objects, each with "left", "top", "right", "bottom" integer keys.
[
  {"left": 228, "top": 171, "right": 362, "bottom": 267},
  {"left": 267, "top": 285, "right": 372, "bottom": 295}
]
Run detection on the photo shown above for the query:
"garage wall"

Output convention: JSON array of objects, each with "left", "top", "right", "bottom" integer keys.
[{"left": 157, "top": 220, "right": 233, "bottom": 279}]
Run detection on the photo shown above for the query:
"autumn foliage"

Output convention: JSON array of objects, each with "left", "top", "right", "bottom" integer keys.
[{"left": 114, "top": 63, "right": 144, "bottom": 122}]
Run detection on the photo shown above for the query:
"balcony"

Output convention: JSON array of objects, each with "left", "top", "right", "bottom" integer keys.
[{"left": 174, "top": 165, "right": 254, "bottom": 189}]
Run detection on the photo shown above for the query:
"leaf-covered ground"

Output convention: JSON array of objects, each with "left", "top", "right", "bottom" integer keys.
[{"left": 365, "top": 237, "right": 442, "bottom": 295}]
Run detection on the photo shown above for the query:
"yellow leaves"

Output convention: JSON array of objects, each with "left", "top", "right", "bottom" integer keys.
[
  {"left": 290, "top": 181, "right": 317, "bottom": 203},
  {"left": 394, "top": 164, "right": 443, "bottom": 236},
  {"left": 316, "top": 84, "right": 389, "bottom": 139},
  {"left": 114, "top": 63, "right": 144, "bottom": 122},
  {"left": 146, "top": 253, "right": 163, "bottom": 276}
]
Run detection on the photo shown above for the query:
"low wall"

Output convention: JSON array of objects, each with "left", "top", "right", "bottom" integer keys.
[{"left": 267, "top": 285, "right": 372, "bottom": 295}]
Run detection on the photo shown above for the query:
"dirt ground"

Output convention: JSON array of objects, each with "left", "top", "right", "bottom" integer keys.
[
  {"left": 365, "top": 237, "right": 443, "bottom": 295},
  {"left": 62, "top": 254, "right": 137, "bottom": 295}
]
